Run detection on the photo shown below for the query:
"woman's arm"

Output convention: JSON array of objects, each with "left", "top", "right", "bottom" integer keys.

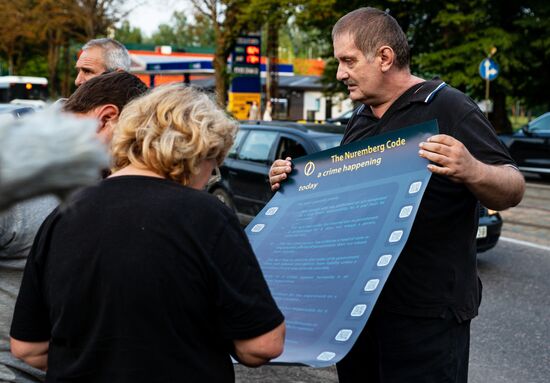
[
  {"left": 10, "top": 337, "right": 49, "bottom": 370},
  {"left": 233, "top": 322, "right": 286, "bottom": 367}
]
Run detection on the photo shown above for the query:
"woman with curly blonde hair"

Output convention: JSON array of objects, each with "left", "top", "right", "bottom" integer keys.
[
  {"left": 10, "top": 84, "right": 285, "bottom": 382},
  {"left": 110, "top": 83, "right": 235, "bottom": 186}
]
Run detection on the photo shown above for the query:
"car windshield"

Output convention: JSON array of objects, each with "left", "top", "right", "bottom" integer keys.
[
  {"left": 528, "top": 113, "right": 550, "bottom": 132},
  {"left": 0, "top": 104, "right": 17, "bottom": 112},
  {"left": 313, "top": 135, "right": 343, "bottom": 151}
]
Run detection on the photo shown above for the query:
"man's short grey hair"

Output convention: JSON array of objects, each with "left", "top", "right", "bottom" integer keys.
[
  {"left": 82, "top": 38, "right": 131, "bottom": 72},
  {"left": 332, "top": 7, "right": 410, "bottom": 69}
]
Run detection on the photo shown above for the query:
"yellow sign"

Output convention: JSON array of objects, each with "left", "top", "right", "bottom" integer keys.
[{"left": 228, "top": 92, "right": 261, "bottom": 120}]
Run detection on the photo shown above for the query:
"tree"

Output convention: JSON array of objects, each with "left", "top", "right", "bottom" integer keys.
[
  {"left": 392, "top": 0, "right": 519, "bottom": 132},
  {"left": 383, "top": 0, "right": 550, "bottom": 132},
  {"left": 17, "top": 0, "right": 124, "bottom": 97},
  {"left": 189, "top": 0, "right": 322, "bottom": 106},
  {"left": 147, "top": 11, "right": 215, "bottom": 48},
  {"left": 510, "top": 1, "right": 550, "bottom": 114},
  {"left": 190, "top": 0, "right": 251, "bottom": 105},
  {"left": 115, "top": 20, "right": 143, "bottom": 44},
  {"left": 188, "top": 13, "right": 216, "bottom": 47},
  {"left": 295, "top": 0, "right": 550, "bottom": 131},
  {"left": 244, "top": 1, "right": 292, "bottom": 103},
  {"left": 75, "top": 0, "right": 125, "bottom": 40},
  {"left": 0, "top": 0, "right": 128, "bottom": 97},
  {"left": 0, "top": 0, "right": 35, "bottom": 74},
  {"left": 32, "top": 0, "right": 80, "bottom": 97},
  {"left": 150, "top": 12, "right": 193, "bottom": 47}
]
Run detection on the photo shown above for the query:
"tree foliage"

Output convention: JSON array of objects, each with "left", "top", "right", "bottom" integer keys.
[
  {"left": 115, "top": 20, "right": 143, "bottom": 44},
  {"left": 147, "top": 11, "right": 215, "bottom": 48},
  {"left": 293, "top": 0, "right": 550, "bottom": 131},
  {"left": 2, "top": 0, "right": 548, "bottom": 120},
  {"left": 0, "top": 0, "right": 125, "bottom": 97},
  {"left": 381, "top": 0, "right": 550, "bottom": 131},
  {"left": 0, "top": 0, "right": 36, "bottom": 75},
  {"left": 185, "top": 0, "right": 340, "bottom": 105}
]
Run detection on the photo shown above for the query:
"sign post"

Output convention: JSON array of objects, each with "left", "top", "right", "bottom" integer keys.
[
  {"left": 478, "top": 47, "right": 499, "bottom": 117},
  {"left": 228, "top": 33, "right": 261, "bottom": 120}
]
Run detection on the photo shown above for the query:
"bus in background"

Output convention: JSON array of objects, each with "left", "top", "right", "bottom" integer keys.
[{"left": 0, "top": 76, "right": 48, "bottom": 104}]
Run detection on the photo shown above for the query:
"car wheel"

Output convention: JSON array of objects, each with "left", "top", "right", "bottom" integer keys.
[{"left": 212, "top": 188, "right": 236, "bottom": 210}]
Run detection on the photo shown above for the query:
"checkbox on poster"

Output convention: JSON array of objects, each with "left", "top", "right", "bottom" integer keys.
[
  {"left": 389, "top": 230, "right": 403, "bottom": 243},
  {"left": 408, "top": 181, "right": 422, "bottom": 194},
  {"left": 251, "top": 224, "right": 265, "bottom": 233},
  {"left": 316, "top": 351, "right": 336, "bottom": 361},
  {"left": 399, "top": 205, "right": 413, "bottom": 218},
  {"left": 350, "top": 304, "right": 367, "bottom": 317},
  {"left": 265, "top": 207, "right": 279, "bottom": 216},
  {"left": 364, "top": 279, "right": 380, "bottom": 292},
  {"left": 335, "top": 329, "right": 353, "bottom": 342},
  {"left": 377, "top": 254, "right": 392, "bottom": 267}
]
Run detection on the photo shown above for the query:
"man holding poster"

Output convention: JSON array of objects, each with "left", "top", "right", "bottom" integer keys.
[{"left": 269, "top": 7, "right": 525, "bottom": 383}]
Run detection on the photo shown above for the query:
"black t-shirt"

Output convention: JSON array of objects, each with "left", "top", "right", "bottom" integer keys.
[
  {"left": 11, "top": 176, "right": 284, "bottom": 382},
  {"left": 342, "top": 80, "right": 516, "bottom": 321}
]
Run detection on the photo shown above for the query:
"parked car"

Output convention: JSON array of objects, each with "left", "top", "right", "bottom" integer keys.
[
  {"left": 477, "top": 205, "right": 503, "bottom": 253},
  {"left": 209, "top": 122, "right": 501, "bottom": 252},
  {"left": 208, "top": 123, "right": 343, "bottom": 225},
  {"left": 0, "top": 103, "right": 37, "bottom": 119},
  {"left": 499, "top": 112, "right": 550, "bottom": 179},
  {"left": 326, "top": 109, "right": 354, "bottom": 125}
]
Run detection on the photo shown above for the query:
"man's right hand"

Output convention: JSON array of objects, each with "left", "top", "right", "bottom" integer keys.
[{"left": 269, "top": 157, "right": 292, "bottom": 191}]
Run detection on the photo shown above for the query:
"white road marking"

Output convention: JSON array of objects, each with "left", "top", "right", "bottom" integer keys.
[{"left": 499, "top": 236, "right": 550, "bottom": 252}]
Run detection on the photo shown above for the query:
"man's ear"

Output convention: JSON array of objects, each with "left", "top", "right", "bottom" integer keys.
[
  {"left": 378, "top": 46, "right": 395, "bottom": 73},
  {"left": 95, "top": 104, "right": 119, "bottom": 143}
]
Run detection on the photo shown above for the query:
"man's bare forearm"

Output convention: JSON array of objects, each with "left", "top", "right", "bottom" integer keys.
[{"left": 466, "top": 163, "right": 525, "bottom": 210}]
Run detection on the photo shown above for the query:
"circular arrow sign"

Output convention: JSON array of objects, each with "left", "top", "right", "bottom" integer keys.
[{"left": 479, "top": 58, "right": 499, "bottom": 81}]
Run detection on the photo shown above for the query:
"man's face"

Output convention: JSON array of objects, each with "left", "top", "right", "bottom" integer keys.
[
  {"left": 75, "top": 47, "right": 107, "bottom": 87},
  {"left": 334, "top": 33, "right": 382, "bottom": 105}
]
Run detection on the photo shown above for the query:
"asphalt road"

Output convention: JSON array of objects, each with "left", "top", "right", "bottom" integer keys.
[
  {"left": 235, "top": 241, "right": 550, "bottom": 383},
  {"left": 471, "top": 241, "right": 550, "bottom": 383},
  {"left": 500, "top": 175, "right": 550, "bottom": 248},
  {"left": 235, "top": 178, "right": 550, "bottom": 383}
]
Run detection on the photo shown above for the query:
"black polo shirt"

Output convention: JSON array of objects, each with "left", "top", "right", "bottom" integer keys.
[
  {"left": 11, "top": 176, "right": 284, "bottom": 382},
  {"left": 342, "top": 79, "right": 515, "bottom": 322}
]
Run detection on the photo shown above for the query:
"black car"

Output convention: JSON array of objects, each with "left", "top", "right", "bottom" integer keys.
[
  {"left": 208, "top": 123, "right": 343, "bottom": 225},
  {"left": 477, "top": 205, "right": 503, "bottom": 253},
  {"left": 499, "top": 112, "right": 550, "bottom": 179},
  {"left": 209, "top": 122, "right": 501, "bottom": 252}
]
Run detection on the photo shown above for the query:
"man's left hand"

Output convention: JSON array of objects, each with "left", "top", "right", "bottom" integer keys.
[{"left": 418, "top": 134, "right": 481, "bottom": 184}]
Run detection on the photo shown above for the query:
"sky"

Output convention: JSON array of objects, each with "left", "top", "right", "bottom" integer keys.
[{"left": 121, "top": 0, "right": 192, "bottom": 36}]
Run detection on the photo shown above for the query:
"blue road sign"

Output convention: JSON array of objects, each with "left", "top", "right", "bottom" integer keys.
[{"left": 479, "top": 58, "right": 499, "bottom": 81}]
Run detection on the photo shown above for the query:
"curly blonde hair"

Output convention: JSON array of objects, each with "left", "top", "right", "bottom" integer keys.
[{"left": 111, "top": 83, "right": 238, "bottom": 185}]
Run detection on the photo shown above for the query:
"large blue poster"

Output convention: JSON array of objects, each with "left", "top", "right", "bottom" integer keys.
[{"left": 245, "top": 120, "right": 439, "bottom": 367}]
